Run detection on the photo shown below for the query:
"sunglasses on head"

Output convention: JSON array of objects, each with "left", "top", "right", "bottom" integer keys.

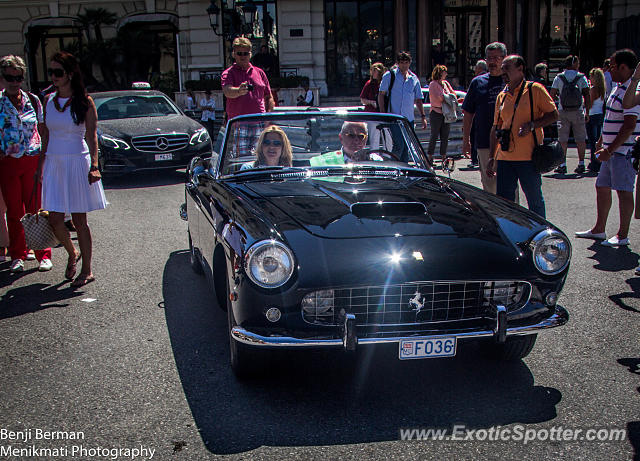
[
  {"left": 235, "top": 51, "right": 250, "bottom": 56},
  {"left": 2, "top": 74, "right": 24, "bottom": 83},
  {"left": 344, "top": 133, "right": 367, "bottom": 140},
  {"left": 47, "top": 68, "right": 66, "bottom": 78},
  {"left": 262, "top": 139, "right": 282, "bottom": 146}
]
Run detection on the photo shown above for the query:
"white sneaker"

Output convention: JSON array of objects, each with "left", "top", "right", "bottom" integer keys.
[
  {"left": 38, "top": 259, "right": 53, "bottom": 271},
  {"left": 10, "top": 259, "right": 24, "bottom": 273},
  {"left": 575, "top": 230, "right": 607, "bottom": 240},
  {"left": 26, "top": 251, "right": 36, "bottom": 261},
  {"left": 601, "top": 236, "right": 630, "bottom": 247}
]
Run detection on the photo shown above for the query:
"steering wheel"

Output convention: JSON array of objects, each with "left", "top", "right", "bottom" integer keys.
[{"left": 353, "top": 148, "right": 401, "bottom": 162}]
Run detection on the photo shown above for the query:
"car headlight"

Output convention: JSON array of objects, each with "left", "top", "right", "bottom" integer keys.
[
  {"left": 189, "top": 128, "right": 210, "bottom": 145},
  {"left": 245, "top": 240, "right": 295, "bottom": 288},
  {"left": 530, "top": 229, "right": 571, "bottom": 275},
  {"left": 99, "top": 134, "right": 130, "bottom": 150}
]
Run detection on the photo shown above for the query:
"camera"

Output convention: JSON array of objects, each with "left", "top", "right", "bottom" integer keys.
[
  {"left": 496, "top": 128, "right": 510, "bottom": 151},
  {"left": 631, "top": 136, "right": 640, "bottom": 171},
  {"left": 245, "top": 83, "right": 254, "bottom": 91}
]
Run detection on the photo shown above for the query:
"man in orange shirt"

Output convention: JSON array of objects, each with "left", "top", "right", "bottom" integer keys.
[{"left": 487, "top": 55, "right": 558, "bottom": 217}]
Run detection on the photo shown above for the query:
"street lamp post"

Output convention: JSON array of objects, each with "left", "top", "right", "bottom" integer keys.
[{"left": 207, "top": 0, "right": 257, "bottom": 41}]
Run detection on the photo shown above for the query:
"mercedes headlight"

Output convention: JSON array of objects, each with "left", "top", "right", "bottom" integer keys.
[
  {"left": 530, "top": 229, "right": 571, "bottom": 275},
  {"left": 99, "top": 134, "right": 130, "bottom": 150},
  {"left": 189, "top": 128, "right": 210, "bottom": 145},
  {"left": 245, "top": 240, "right": 295, "bottom": 288}
]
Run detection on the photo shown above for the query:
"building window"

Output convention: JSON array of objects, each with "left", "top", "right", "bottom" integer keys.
[{"left": 325, "top": 0, "right": 393, "bottom": 96}]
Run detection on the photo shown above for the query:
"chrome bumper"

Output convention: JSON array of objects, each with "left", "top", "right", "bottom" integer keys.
[{"left": 231, "top": 305, "right": 568, "bottom": 349}]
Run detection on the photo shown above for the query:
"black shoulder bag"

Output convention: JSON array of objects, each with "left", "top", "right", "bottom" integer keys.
[
  {"left": 383, "top": 69, "right": 396, "bottom": 112},
  {"left": 528, "top": 82, "right": 564, "bottom": 173}
]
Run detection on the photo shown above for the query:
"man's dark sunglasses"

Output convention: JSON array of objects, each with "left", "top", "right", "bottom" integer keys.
[
  {"left": 47, "top": 68, "right": 66, "bottom": 78},
  {"left": 235, "top": 51, "right": 250, "bottom": 56},
  {"left": 344, "top": 133, "right": 367, "bottom": 140},
  {"left": 262, "top": 139, "right": 282, "bottom": 146},
  {"left": 2, "top": 74, "right": 24, "bottom": 82}
]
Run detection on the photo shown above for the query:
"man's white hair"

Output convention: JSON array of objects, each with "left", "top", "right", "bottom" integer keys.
[{"left": 340, "top": 121, "right": 368, "bottom": 135}]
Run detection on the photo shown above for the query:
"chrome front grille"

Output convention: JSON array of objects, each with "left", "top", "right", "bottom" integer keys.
[
  {"left": 131, "top": 133, "right": 189, "bottom": 152},
  {"left": 301, "top": 281, "right": 531, "bottom": 326}
]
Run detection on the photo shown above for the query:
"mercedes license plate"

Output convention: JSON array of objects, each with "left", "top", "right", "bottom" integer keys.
[
  {"left": 399, "top": 337, "right": 456, "bottom": 360},
  {"left": 155, "top": 153, "right": 173, "bottom": 161}
]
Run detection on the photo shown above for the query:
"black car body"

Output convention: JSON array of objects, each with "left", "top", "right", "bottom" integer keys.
[
  {"left": 181, "top": 111, "right": 570, "bottom": 377},
  {"left": 91, "top": 90, "right": 212, "bottom": 174}
]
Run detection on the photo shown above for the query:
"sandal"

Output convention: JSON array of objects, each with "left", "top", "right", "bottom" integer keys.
[
  {"left": 65, "top": 251, "right": 81, "bottom": 280},
  {"left": 71, "top": 273, "right": 95, "bottom": 288}
]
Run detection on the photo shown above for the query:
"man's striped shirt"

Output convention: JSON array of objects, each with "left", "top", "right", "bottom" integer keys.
[{"left": 602, "top": 78, "right": 640, "bottom": 157}]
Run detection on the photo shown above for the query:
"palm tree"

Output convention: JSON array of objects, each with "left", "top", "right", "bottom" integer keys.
[{"left": 77, "top": 7, "right": 117, "bottom": 42}]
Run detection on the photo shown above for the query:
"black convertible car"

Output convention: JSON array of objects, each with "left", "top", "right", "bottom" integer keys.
[
  {"left": 91, "top": 90, "right": 212, "bottom": 174},
  {"left": 181, "top": 111, "right": 570, "bottom": 378}
]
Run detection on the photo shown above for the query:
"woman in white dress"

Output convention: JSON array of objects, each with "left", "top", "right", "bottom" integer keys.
[{"left": 37, "top": 51, "right": 106, "bottom": 287}]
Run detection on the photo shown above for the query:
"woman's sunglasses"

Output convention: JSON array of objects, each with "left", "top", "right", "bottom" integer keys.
[
  {"left": 2, "top": 74, "right": 24, "bottom": 83},
  {"left": 47, "top": 68, "right": 66, "bottom": 78},
  {"left": 235, "top": 51, "right": 250, "bottom": 56},
  {"left": 262, "top": 139, "right": 282, "bottom": 146}
]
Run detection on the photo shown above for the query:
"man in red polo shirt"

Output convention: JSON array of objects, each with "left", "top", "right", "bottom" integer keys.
[
  {"left": 222, "top": 37, "right": 274, "bottom": 156},
  {"left": 222, "top": 37, "right": 274, "bottom": 119}
]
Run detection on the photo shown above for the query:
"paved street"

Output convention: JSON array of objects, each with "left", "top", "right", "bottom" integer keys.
[{"left": 1, "top": 150, "right": 639, "bottom": 460}]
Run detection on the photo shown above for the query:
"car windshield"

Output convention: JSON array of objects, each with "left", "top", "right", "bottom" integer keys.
[
  {"left": 93, "top": 95, "right": 180, "bottom": 120},
  {"left": 219, "top": 113, "right": 430, "bottom": 176}
]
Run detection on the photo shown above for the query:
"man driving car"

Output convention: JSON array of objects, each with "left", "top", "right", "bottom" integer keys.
[{"left": 310, "top": 121, "right": 383, "bottom": 166}]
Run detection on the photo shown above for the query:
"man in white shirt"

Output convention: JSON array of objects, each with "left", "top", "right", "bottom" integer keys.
[
  {"left": 576, "top": 49, "right": 640, "bottom": 248},
  {"left": 550, "top": 55, "right": 591, "bottom": 174},
  {"left": 199, "top": 89, "right": 216, "bottom": 136}
]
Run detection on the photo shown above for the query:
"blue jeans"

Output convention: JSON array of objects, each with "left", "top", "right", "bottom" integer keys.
[
  {"left": 496, "top": 160, "right": 546, "bottom": 218},
  {"left": 586, "top": 113, "right": 604, "bottom": 156}
]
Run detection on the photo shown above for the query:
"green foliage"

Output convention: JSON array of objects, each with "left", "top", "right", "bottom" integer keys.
[
  {"left": 185, "top": 79, "right": 223, "bottom": 91},
  {"left": 269, "top": 75, "right": 309, "bottom": 89},
  {"left": 184, "top": 75, "right": 309, "bottom": 91},
  {"left": 151, "top": 71, "right": 179, "bottom": 97}
]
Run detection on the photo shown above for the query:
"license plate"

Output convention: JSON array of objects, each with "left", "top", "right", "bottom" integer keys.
[
  {"left": 155, "top": 153, "right": 173, "bottom": 161},
  {"left": 399, "top": 337, "right": 457, "bottom": 360}
]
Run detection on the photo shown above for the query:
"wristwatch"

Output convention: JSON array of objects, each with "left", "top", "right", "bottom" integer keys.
[{"left": 89, "top": 165, "right": 99, "bottom": 172}]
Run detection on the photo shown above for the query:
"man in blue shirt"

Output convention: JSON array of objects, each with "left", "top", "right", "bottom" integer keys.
[
  {"left": 462, "top": 42, "right": 508, "bottom": 194},
  {"left": 378, "top": 51, "right": 427, "bottom": 128},
  {"left": 377, "top": 51, "right": 427, "bottom": 163}
]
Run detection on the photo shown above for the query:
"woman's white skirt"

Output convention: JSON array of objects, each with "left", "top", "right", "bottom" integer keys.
[{"left": 42, "top": 153, "right": 107, "bottom": 213}]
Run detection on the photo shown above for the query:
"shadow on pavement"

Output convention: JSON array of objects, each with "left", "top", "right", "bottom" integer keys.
[
  {"left": 162, "top": 250, "right": 562, "bottom": 455},
  {"left": 609, "top": 278, "right": 640, "bottom": 313},
  {"left": 0, "top": 278, "right": 84, "bottom": 319},
  {"left": 102, "top": 169, "right": 186, "bottom": 190},
  {"left": 587, "top": 242, "right": 639, "bottom": 272},
  {"left": 627, "top": 421, "right": 640, "bottom": 461}
]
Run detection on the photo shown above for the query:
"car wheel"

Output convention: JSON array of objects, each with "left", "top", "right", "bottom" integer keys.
[
  {"left": 484, "top": 334, "right": 537, "bottom": 361},
  {"left": 226, "top": 276, "right": 265, "bottom": 379},
  {"left": 188, "top": 230, "right": 204, "bottom": 275}
]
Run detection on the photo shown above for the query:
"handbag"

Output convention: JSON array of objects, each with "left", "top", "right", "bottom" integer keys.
[
  {"left": 20, "top": 184, "right": 58, "bottom": 250},
  {"left": 529, "top": 82, "right": 564, "bottom": 173}
]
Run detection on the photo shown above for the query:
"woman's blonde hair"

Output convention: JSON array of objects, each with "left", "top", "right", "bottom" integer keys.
[
  {"left": 255, "top": 125, "right": 293, "bottom": 166},
  {"left": 589, "top": 67, "right": 606, "bottom": 101},
  {"left": 370, "top": 62, "right": 386, "bottom": 82},
  {"left": 431, "top": 64, "right": 447, "bottom": 81},
  {"left": 0, "top": 55, "right": 26, "bottom": 75}
]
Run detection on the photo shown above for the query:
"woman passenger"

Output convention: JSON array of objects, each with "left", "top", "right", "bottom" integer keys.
[{"left": 242, "top": 125, "right": 292, "bottom": 169}]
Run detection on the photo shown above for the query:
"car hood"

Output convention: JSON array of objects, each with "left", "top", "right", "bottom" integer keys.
[
  {"left": 242, "top": 175, "right": 548, "bottom": 243},
  {"left": 98, "top": 115, "right": 202, "bottom": 138}
]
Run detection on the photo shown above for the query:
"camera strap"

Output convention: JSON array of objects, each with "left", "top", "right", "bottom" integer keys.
[{"left": 501, "top": 79, "right": 526, "bottom": 132}]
